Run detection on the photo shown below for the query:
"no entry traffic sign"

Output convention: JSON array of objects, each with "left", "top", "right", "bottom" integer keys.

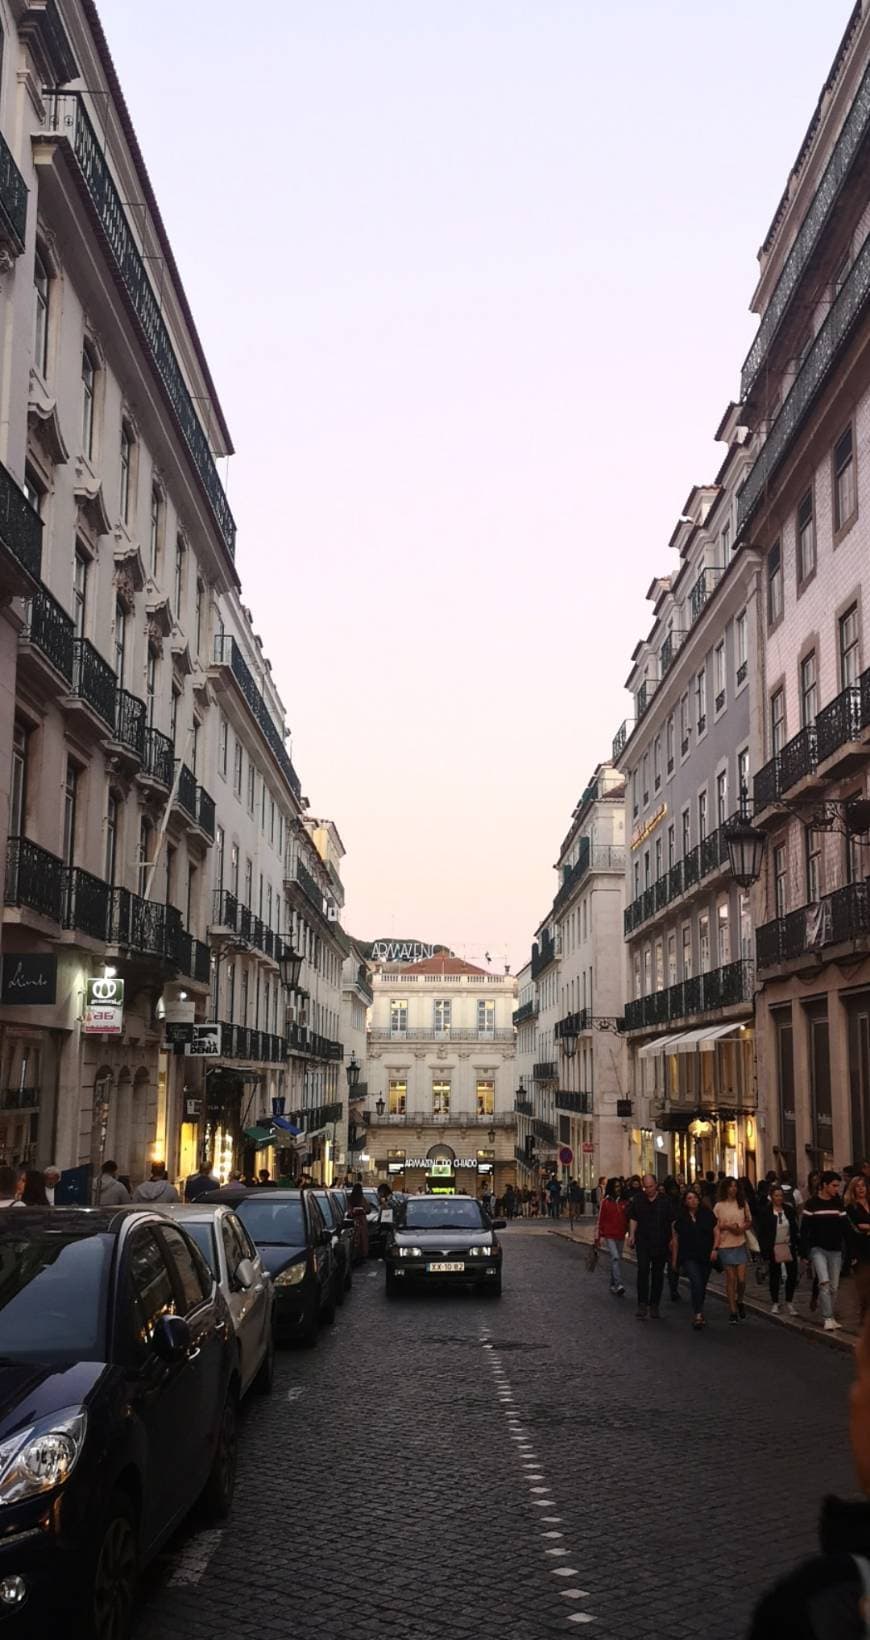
[{"left": 558, "top": 1145, "right": 574, "bottom": 1165}]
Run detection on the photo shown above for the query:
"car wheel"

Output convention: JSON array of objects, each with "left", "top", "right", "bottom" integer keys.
[
  {"left": 252, "top": 1329, "right": 275, "bottom": 1395},
  {"left": 202, "top": 1389, "right": 238, "bottom": 1519},
  {"left": 87, "top": 1492, "right": 138, "bottom": 1640}
]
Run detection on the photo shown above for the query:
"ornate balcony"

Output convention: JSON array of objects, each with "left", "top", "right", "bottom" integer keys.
[
  {"left": 108, "top": 687, "right": 145, "bottom": 766},
  {"left": 66, "top": 639, "right": 116, "bottom": 731},
  {"left": 533, "top": 1062, "right": 557, "bottom": 1083},
  {"left": 211, "top": 635, "right": 301, "bottom": 800},
  {"left": 5, "top": 836, "right": 63, "bottom": 923},
  {"left": 556, "top": 1090, "right": 591, "bottom": 1114},
  {"left": 660, "top": 630, "right": 686, "bottom": 676},
  {"left": 20, "top": 583, "right": 74, "bottom": 686},
  {"left": 757, "top": 879, "right": 870, "bottom": 970},
  {"left": 196, "top": 784, "right": 215, "bottom": 841},
  {"left": 624, "top": 959, "right": 754, "bottom": 1032},
  {"left": 174, "top": 761, "right": 197, "bottom": 823},
  {"left": 612, "top": 720, "right": 634, "bottom": 761},
  {"left": 816, "top": 683, "right": 862, "bottom": 767},
  {"left": 531, "top": 934, "right": 557, "bottom": 978},
  {"left": 0, "top": 462, "right": 41, "bottom": 593},
  {"left": 0, "top": 130, "right": 27, "bottom": 262},
  {"left": 514, "top": 1000, "right": 537, "bottom": 1026},
  {"left": 62, "top": 866, "right": 110, "bottom": 941},
  {"left": 753, "top": 755, "right": 781, "bottom": 813},
  {"left": 689, "top": 567, "right": 722, "bottom": 624},
  {"left": 779, "top": 724, "right": 817, "bottom": 793},
  {"left": 140, "top": 726, "right": 174, "bottom": 790},
  {"left": 636, "top": 679, "right": 657, "bottom": 720}
]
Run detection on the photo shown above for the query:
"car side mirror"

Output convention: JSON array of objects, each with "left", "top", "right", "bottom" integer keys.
[
  {"left": 235, "top": 1257, "right": 256, "bottom": 1290},
  {"left": 492, "top": 1218, "right": 507, "bottom": 1230},
  {"left": 152, "top": 1313, "right": 190, "bottom": 1362}
]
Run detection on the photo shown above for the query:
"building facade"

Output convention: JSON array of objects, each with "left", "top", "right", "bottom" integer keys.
[
  {"left": 341, "top": 938, "right": 373, "bottom": 1174},
  {"left": 513, "top": 959, "right": 536, "bottom": 1184},
  {"left": 738, "top": 1, "right": 870, "bottom": 1176},
  {"left": 366, "top": 953, "right": 517, "bottom": 1198},
  {"left": 614, "top": 421, "right": 761, "bottom": 1182}
]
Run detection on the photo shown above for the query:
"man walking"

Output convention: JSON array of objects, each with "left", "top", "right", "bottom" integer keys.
[
  {"left": 800, "top": 1170, "right": 848, "bottom": 1332},
  {"left": 185, "top": 1158, "right": 219, "bottom": 1201},
  {"left": 629, "top": 1173, "right": 675, "bottom": 1319},
  {"left": 96, "top": 1160, "right": 130, "bottom": 1206}
]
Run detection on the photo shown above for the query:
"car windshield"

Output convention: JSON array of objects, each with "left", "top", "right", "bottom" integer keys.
[
  {"left": 236, "top": 1198, "right": 305, "bottom": 1246},
  {"left": 0, "top": 1232, "right": 111, "bottom": 1361},
  {"left": 363, "top": 1190, "right": 380, "bottom": 1209},
  {"left": 400, "top": 1199, "right": 485, "bottom": 1230},
  {"left": 180, "top": 1221, "right": 218, "bottom": 1275}
]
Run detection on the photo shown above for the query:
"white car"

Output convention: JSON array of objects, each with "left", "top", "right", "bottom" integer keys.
[{"left": 165, "top": 1203, "right": 274, "bottom": 1396}]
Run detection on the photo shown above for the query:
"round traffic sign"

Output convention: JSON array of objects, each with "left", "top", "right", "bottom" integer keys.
[{"left": 558, "top": 1145, "right": 574, "bottom": 1165}]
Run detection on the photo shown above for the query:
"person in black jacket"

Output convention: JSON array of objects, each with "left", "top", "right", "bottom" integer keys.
[
  {"left": 671, "top": 1186, "right": 715, "bottom": 1330},
  {"left": 757, "top": 1184, "right": 800, "bottom": 1315},
  {"left": 628, "top": 1174, "right": 674, "bottom": 1320}
]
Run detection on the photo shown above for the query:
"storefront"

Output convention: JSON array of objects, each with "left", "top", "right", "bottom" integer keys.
[
  {"left": 634, "top": 1021, "right": 756, "bottom": 1181},
  {"left": 379, "top": 1141, "right": 497, "bottom": 1197}
]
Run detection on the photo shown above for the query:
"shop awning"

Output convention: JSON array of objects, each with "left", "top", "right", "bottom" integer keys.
[
  {"left": 243, "top": 1125, "right": 277, "bottom": 1145},
  {"left": 669, "top": 1022, "right": 750, "bottom": 1053},
  {"left": 638, "top": 1033, "right": 683, "bottom": 1059}
]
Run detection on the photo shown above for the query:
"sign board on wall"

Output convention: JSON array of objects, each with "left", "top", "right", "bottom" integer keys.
[
  {"left": 191, "top": 1024, "right": 222, "bottom": 1058},
  {"left": 630, "top": 803, "right": 667, "bottom": 850},
  {"left": 558, "top": 1146, "right": 574, "bottom": 1166},
  {"left": 1, "top": 954, "right": 56, "bottom": 1006},
  {"left": 82, "top": 977, "right": 125, "bottom": 1036},
  {"left": 582, "top": 1141, "right": 595, "bottom": 1154}
]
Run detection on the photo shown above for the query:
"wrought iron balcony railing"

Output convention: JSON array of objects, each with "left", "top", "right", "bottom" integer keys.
[
  {"left": 63, "top": 865, "right": 110, "bottom": 941},
  {"left": 291, "top": 856, "right": 324, "bottom": 915},
  {"left": 636, "top": 679, "right": 657, "bottom": 720},
  {"left": 556, "top": 1090, "right": 591, "bottom": 1114},
  {"left": 689, "top": 567, "right": 723, "bottom": 624},
  {"left": 0, "top": 462, "right": 41, "bottom": 582},
  {"left": 554, "top": 844, "right": 625, "bottom": 914},
  {"left": 70, "top": 639, "right": 116, "bottom": 728},
  {"left": 533, "top": 1118, "right": 557, "bottom": 1144},
  {"left": 816, "top": 683, "right": 861, "bottom": 763},
  {"left": 22, "top": 583, "right": 74, "bottom": 682},
  {"left": 513, "top": 1000, "right": 537, "bottom": 1026},
  {"left": 624, "top": 825, "right": 736, "bottom": 937},
  {"left": 515, "top": 1098, "right": 534, "bottom": 1116},
  {"left": 533, "top": 1061, "right": 557, "bottom": 1082},
  {"left": 5, "top": 836, "right": 64, "bottom": 922},
  {"left": 142, "top": 726, "right": 174, "bottom": 787},
  {"left": 753, "top": 755, "right": 781, "bottom": 811},
  {"left": 623, "top": 959, "right": 754, "bottom": 1030},
  {"left": 739, "top": 225, "right": 870, "bottom": 535},
  {"left": 660, "top": 630, "right": 687, "bottom": 676},
  {"left": 210, "top": 890, "right": 281, "bottom": 962},
  {"left": 741, "top": 57, "right": 870, "bottom": 401},
  {"left": 112, "top": 688, "right": 146, "bottom": 760},
  {"left": 46, "top": 94, "right": 235, "bottom": 559},
  {"left": 212, "top": 636, "right": 301, "bottom": 800},
  {"left": 196, "top": 784, "right": 215, "bottom": 841},
  {"left": 757, "top": 879, "right": 870, "bottom": 969},
  {"left": 368, "top": 1026, "right": 514, "bottom": 1042},
  {"left": 0, "top": 130, "right": 27, "bottom": 256},
  {"left": 612, "top": 719, "right": 634, "bottom": 760},
  {"left": 779, "top": 724, "right": 817, "bottom": 792},
  {"left": 174, "top": 761, "right": 197, "bottom": 821},
  {"left": 531, "top": 935, "right": 557, "bottom": 978}
]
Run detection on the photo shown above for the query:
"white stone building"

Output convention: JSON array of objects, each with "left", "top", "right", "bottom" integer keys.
[
  {"left": 513, "top": 959, "right": 536, "bottom": 1183},
  {"left": 365, "top": 953, "right": 517, "bottom": 1198}
]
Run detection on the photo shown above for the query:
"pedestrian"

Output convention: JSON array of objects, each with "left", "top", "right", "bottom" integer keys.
[
  {"left": 203, "top": 1170, "right": 248, "bottom": 1203},
  {"left": 547, "top": 1175, "right": 562, "bottom": 1219},
  {"left": 504, "top": 1182, "right": 516, "bottom": 1219},
  {"left": 132, "top": 1163, "right": 179, "bottom": 1204},
  {"left": 800, "top": 1170, "right": 848, "bottom": 1333},
  {"left": 0, "top": 1165, "right": 17, "bottom": 1207},
  {"left": 845, "top": 1174, "right": 870, "bottom": 1321},
  {"left": 258, "top": 1168, "right": 277, "bottom": 1188},
  {"left": 671, "top": 1186, "right": 716, "bottom": 1330},
  {"left": 348, "top": 1181, "right": 369, "bottom": 1259},
  {"left": 628, "top": 1172, "right": 674, "bottom": 1320},
  {"left": 596, "top": 1173, "right": 607, "bottom": 1211},
  {"left": 662, "top": 1175, "right": 682, "bottom": 1303},
  {"left": 595, "top": 1178, "right": 628, "bottom": 1296},
  {"left": 712, "top": 1177, "right": 753, "bottom": 1325},
  {"left": 699, "top": 1170, "right": 717, "bottom": 1208},
  {"left": 16, "top": 1169, "right": 49, "bottom": 1206},
  {"left": 757, "top": 1184, "right": 799, "bottom": 1316},
  {"left": 43, "top": 1164, "right": 60, "bottom": 1205},
  {"left": 185, "top": 1158, "right": 219, "bottom": 1201},
  {"left": 96, "top": 1160, "right": 131, "bottom": 1207}
]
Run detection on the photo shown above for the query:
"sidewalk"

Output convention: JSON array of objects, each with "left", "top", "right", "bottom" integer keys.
[{"left": 548, "top": 1215, "right": 860, "bottom": 1353}]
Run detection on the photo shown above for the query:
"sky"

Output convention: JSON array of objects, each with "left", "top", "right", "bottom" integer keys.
[{"left": 101, "top": 0, "right": 851, "bottom": 970}]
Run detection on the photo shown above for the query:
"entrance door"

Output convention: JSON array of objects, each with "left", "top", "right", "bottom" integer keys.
[
  {"left": 848, "top": 997, "right": 870, "bottom": 1164},
  {"left": 806, "top": 1003, "right": 834, "bottom": 1168}
]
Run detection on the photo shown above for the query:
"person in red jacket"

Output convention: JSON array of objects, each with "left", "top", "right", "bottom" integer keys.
[{"left": 596, "top": 1179, "right": 629, "bottom": 1296}]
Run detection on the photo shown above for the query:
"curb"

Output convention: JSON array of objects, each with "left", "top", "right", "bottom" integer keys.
[{"left": 547, "top": 1227, "right": 857, "bottom": 1355}]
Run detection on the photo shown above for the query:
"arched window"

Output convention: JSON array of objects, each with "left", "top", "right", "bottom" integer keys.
[
  {"left": 34, "top": 251, "right": 49, "bottom": 376},
  {"left": 81, "top": 344, "right": 96, "bottom": 456}
]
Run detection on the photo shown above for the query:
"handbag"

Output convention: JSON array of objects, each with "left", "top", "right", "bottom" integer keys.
[
  {"left": 585, "top": 1242, "right": 599, "bottom": 1273},
  {"left": 746, "top": 1226, "right": 761, "bottom": 1256}
]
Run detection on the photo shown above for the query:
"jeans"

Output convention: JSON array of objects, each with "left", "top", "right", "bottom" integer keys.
[
  {"left": 809, "top": 1247, "right": 841, "bottom": 1320},
  {"left": 769, "top": 1256, "right": 797, "bottom": 1304},
  {"left": 683, "top": 1259, "right": 710, "bottom": 1315},
  {"left": 667, "top": 1261, "right": 680, "bottom": 1299},
  {"left": 636, "top": 1246, "right": 666, "bottom": 1311},
  {"left": 604, "top": 1237, "right": 624, "bottom": 1290}
]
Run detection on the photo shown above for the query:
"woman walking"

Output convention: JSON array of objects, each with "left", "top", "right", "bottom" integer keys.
[
  {"left": 846, "top": 1173, "right": 870, "bottom": 1320},
  {"left": 348, "top": 1182, "right": 369, "bottom": 1260},
  {"left": 671, "top": 1186, "right": 715, "bottom": 1330},
  {"left": 758, "top": 1184, "right": 799, "bottom": 1316},
  {"left": 712, "top": 1176, "right": 753, "bottom": 1324},
  {"left": 595, "top": 1179, "right": 628, "bottom": 1296},
  {"left": 15, "top": 1169, "right": 49, "bottom": 1206}
]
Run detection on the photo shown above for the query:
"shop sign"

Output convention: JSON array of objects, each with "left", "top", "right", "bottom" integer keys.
[
  {"left": 272, "top": 1096, "right": 286, "bottom": 1116},
  {"left": 191, "top": 1024, "right": 222, "bottom": 1057},
  {"left": 582, "top": 1141, "right": 595, "bottom": 1153},
  {"left": 183, "top": 1095, "right": 203, "bottom": 1121},
  {"left": 165, "top": 1023, "right": 194, "bottom": 1053},
  {"left": 1, "top": 953, "right": 56, "bottom": 1006},
  {"left": 403, "top": 1157, "right": 480, "bottom": 1169},
  {"left": 631, "top": 803, "right": 667, "bottom": 850},
  {"left": 83, "top": 977, "right": 124, "bottom": 1036}
]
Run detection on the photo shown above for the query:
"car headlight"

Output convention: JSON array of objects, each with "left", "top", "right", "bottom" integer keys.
[
  {"left": 396, "top": 1247, "right": 423, "bottom": 1259},
  {"left": 0, "top": 1408, "right": 87, "bottom": 1504},
  {"left": 273, "top": 1260, "right": 307, "bottom": 1287}
]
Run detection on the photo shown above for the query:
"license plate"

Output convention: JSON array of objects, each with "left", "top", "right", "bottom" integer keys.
[{"left": 428, "top": 1261, "right": 464, "bottom": 1273}]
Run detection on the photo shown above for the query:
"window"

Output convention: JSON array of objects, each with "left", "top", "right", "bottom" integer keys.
[
  {"left": 633, "top": 861, "right": 640, "bottom": 899},
  {"left": 699, "top": 913, "right": 710, "bottom": 974},
  {"left": 681, "top": 808, "right": 690, "bottom": 856},
  {"left": 138, "top": 816, "right": 153, "bottom": 895},
  {"left": 721, "top": 521, "right": 731, "bottom": 558},
  {"left": 219, "top": 717, "right": 228, "bottom": 777},
  {"left": 695, "top": 667, "right": 706, "bottom": 734},
  {"left": 698, "top": 790, "right": 707, "bottom": 842},
  {"left": 114, "top": 599, "right": 127, "bottom": 684},
  {"left": 270, "top": 799, "right": 276, "bottom": 846},
  {"left": 643, "top": 948, "right": 652, "bottom": 994},
  {"left": 119, "top": 424, "right": 133, "bottom": 524},
  {"left": 654, "top": 836, "right": 662, "bottom": 880},
  {"left": 666, "top": 714, "right": 675, "bottom": 772},
  {"left": 432, "top": 1080, "right": 451, "bottom": 1116},
  {"left": 654, "top": 941, "right": 664, "bottom": 991},
  {"left": 735, "top": 609, "right": 748, "bottom": 686},
  {"left": 146, "top": 647, "right": 158, "bottom": 728},
  {"left": 63, "top": 763, "right": 78, "bottom": 867},
  {"left": 247, "top": 760, "right": 255, "bottom": 813},
  {"left": 738, "top": 748, "right": 750, "bottom": 806},
  {"left": 631, "top": 770, "right": 639, "bottom": 818},
  {"left": 73, "top": 548, "right": 88, "bottom": 639},
  {"left": 227, "top": 959, "right": 236, "bottom": 1022},
  {"left": 244, "top": 857, "right": 253, "bottom": 908},
  {"left": 215, "top": 826, "right": 225, "bottom": 892},
  {"left": 433, "top": 998, "right": 451, "bottom": 1034},
  {"left": 388, "top": 1079, "right": 406, "bottom": 1114},
  {"left": 834, "top": 426, "right": 857, "bottom": 532},
  {"left": 767, "top": 540, "right": 783, "bottom": 626},
  {"left": 390, "top": 1000, "right": 408, "bottom": 1036},
  {"left": 33, "top": 252, "right": 49, "bottom": 377},
  {"left": 10, "top": 723, "right": 26, "bottom": 839},
  {"left": 716, "top": 768, "right": 728, "bottom": 825},
  {"left": 240, "top": 969, "right": 249, "bottom": 1026},
  {"left": 653, "top": 735, "right": 661, "bottom": 790},
  {"left": 714, "top": 641, "right": 726, "bottom": 712},
  {"left": 806, "top": 827, "right": 822, "bottom": 902},
  {"left": 195, "top": 580, "right": 204, "bottom": 655},
  {"left": 680, "top": 693, "right": 690, "bottom": 755},
  {"left": 191, "top": 719, "right": 200, "bottom": 777},
  {"left": 105, "top": 794, "right": 118, "bottom": 884},
  {"left": 149, "top": 486, "right": 162, "bottom": 576},
  {"left": 667, "top": 823, "right": 675, "bottom": 867},
  {"left": 258, "top": 872, "right": 264, "bottom": 917},
  {"left": 128, "top": 1230, "right": 176, "bottom": 1352},
  {"left": 642, "top": 752, "right": 649, "bottom": 806},
  {"left": 771, "top": 688, "right": 785, "bottom": 755},
  {"left": 233, "top": 739, "right": 242, "bottom": 797},
  {"left": 682, "top": 923, "right": 692, "bottom": 980},
  {"left": 667, "top": 933, "right": 677, "bottom": 986},
  {"left": 230, "top": 843, "right": 239, "bottom": 897},
  {"left": 643, "top": 849, "right": 650, "bottom": 888},
  {"left": 477, "top": 999, "right": 495, "bottom": 1034},
  {"left": 797, "top": 490, "right": 815, "bottom": 584},
  {"left": 717, "top": 900, "right": 731, "bottom": 965},
  {"left": 476, "top": 1079, "right": 495, "bottom": 1116},
  {"left": 174, "top": 537, "right": 185, "bottom": 616},
  {"left": 800, "top": 651, "right": 818, "bottom": 726},
  {"left": 81, "top": 346, "right": 96, "bottom": 457},
  {"left": 774, "top": 843, "right": 788, "bottom": 917},
  {"left": 840, "top": 604, "right": 860, "bottom": 687}
]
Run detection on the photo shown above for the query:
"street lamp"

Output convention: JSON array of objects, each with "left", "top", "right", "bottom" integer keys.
[
  {"left": 346, "top": 1051, "right": 360, "bottom": 1093},
  {"left": 723, "top": 810, "right": 766, "bottom": 889},
  {"left": 560, "top": 1022, "right": 578, "bottom": 1058},
  {"left": 375, "top": 1095, "right": 385, "bottom": 1117},
  {"left": 279, "top": 941, "right": 303, "bottom": 990},
  {"left": 487, "top": 1126, "right": 496, "bottom": 1145}
]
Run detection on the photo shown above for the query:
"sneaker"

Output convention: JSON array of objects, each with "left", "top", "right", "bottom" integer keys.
[
  {"left": 692, "top": 1317, "right": 703, "bottom": 1331},
  {"left": 636, "top": 1306, "right": 648, "bottom": 1320},
  {"left": 738, "top": 1302, "right": 747, "bottom": 1320},
  {"left": 823, "top": 1318, "right": 843, "bottom": 1332},
  {"left": 729, "top": 1313, "right": 738, "bottom": 1325},
  {"left": 616, "top": 1285, "right": 625, "bottom": 1297},
  {"left": 770, "top": 1303, "right": 780, "bottom": 1315},
  {"left": 786, "top": 1302, "right": 798, "bottom": 1316}
]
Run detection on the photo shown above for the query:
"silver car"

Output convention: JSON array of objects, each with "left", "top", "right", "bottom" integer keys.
[{"left": 165, "top": 1204, "right": 274, "bottom": 1396}]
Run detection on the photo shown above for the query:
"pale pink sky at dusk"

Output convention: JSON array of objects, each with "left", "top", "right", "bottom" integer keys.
[{"left": 102, "top": 0, "right": 849, "bottom": 969}]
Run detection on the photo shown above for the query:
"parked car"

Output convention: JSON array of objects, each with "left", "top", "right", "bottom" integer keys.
[
  {"left": 363, "top": 1188, "right": 390, "bottom": 1257},
  {"left": 234, "top": 1191, "right": 337, "bottom": 1346},
  {"left": 0, "top": 1205, "right": 239, "bottom": 1639},
  {"left": 310, "top": 1190, "right": 354, "bottom": 1301},
  {"left": 384, "top": 1194, "right": 506, "bottom": 1297},
  {"left": 164, "top": 1204, "right": 274, "bottom": 1396},
  {"left": 331, "top": 1188, "right": 365, "bottom": 1264}
]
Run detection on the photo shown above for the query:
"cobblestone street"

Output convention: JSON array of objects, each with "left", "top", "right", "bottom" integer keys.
[{"left": 135, "top": 1225, "right": 856, "bottom": 1640}]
